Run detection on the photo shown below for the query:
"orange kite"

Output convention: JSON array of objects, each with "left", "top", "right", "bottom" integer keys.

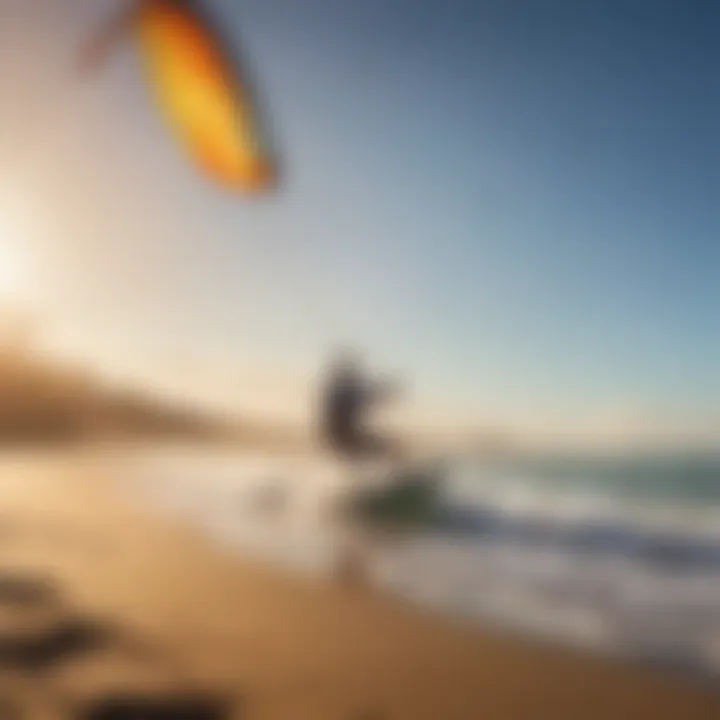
[{"left": 82, "top": 0, "right": 278, "bottom": 193}]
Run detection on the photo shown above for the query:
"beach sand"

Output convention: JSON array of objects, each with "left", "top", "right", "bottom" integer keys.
[{"left": 0, "top": 451, "right": 718, "bottom": 719}]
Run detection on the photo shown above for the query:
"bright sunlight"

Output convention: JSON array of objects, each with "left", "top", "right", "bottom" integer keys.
[
  {"left": 0, "top": 205, "right": 32, "bottom": 302},
  {"left": 0, "top": 242, "right": 26, "bottom": 299}
]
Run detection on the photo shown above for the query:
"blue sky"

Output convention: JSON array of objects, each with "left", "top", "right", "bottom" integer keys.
[{"left": 0, "top": 0, "right": 718, "bottom": 437}]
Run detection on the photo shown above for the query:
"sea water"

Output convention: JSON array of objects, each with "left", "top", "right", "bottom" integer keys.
[{"left": 122, "top": 446, "right": 720, "bottom": 677}]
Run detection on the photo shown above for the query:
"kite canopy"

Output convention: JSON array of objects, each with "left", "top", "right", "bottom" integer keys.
[
  {"left": 82, "top": 0, "right": 278, "bottom": 192},
  {"left": 137, "top": 0, "right": 277, "bottom": 191}
]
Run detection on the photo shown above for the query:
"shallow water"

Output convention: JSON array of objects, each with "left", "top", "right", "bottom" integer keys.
[{"left": 122, "top": 446, "right": 720, "bottom": 677}]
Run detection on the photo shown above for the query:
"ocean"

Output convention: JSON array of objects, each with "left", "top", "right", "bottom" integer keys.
[{"left": 123, "top": 446, "right": 720, "bottom": 678}]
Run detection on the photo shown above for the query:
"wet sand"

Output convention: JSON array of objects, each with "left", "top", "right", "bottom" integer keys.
[{"left": 0, "top": 452, "right": 718, "bottom": 719}]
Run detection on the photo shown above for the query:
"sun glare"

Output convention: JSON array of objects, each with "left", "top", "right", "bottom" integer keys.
[
  {"left": 0, "top": 240, "right": 26, "bottom": 300},
  {"left": 0, "top": 203, "right": 33, "bottom": 303}
]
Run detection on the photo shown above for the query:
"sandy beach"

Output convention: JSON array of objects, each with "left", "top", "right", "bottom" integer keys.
[{"left": 0, "top": 450, "right": 717, "bottom": 719}]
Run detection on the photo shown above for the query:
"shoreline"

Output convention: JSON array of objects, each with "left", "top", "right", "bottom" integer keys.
[{"left": 0, "top": 453, "right": 718, "bottom": 718}]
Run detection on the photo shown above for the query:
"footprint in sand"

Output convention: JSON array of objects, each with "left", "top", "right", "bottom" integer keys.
[
  {"left": 0, "top": 570, "right": 114, "bottom": 673},
  {"left": 0, "top": 611, "right": 113, "bottom": 672},
  {"left": 0, "top": 571, "right": 241, "bottom": 719},
  {"left": 76, "top": 692, "right": 234, "bottom": 719},
  {"left": 0, "top": 571, "right": 59, "bottom": 607}
]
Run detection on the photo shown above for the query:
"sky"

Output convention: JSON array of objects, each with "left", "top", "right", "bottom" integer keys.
[{"left": 0, "top": 0, "right": 718, "bottom": 443}]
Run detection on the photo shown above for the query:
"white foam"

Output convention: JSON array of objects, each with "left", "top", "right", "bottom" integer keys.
[{"left": 121, "top": 448, "right": 720, "bottom": 675}]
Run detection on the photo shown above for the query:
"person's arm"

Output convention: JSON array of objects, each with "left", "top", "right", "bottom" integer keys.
[{"left": 370, "top": 374, "right": 402, "bottom": 403}]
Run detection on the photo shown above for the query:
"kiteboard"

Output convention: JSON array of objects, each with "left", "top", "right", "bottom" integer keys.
[{"left": 335, "top": 457, "right": 448, "bottom": 533}]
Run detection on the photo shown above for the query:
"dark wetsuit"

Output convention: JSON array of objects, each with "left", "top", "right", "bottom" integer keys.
[{"left": 322, "top": 369, "right": 388, "bottom": 459}]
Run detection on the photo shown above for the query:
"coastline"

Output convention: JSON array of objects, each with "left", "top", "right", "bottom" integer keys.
[{"left": 0, "top": 451, "right": 718, "bottom": 718}]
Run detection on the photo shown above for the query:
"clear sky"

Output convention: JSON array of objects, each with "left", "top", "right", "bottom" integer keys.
[{"left": 0, "top": 0, "right": 718, "bottom": 441}]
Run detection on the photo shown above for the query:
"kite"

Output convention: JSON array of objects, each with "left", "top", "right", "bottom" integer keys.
[{"left": 81, "top": 0, "right": 279, "bottom": 193}]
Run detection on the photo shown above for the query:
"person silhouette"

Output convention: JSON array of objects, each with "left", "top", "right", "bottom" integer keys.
[{"left": 319, "top": 349, "right": 399, "bottom": 461}]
